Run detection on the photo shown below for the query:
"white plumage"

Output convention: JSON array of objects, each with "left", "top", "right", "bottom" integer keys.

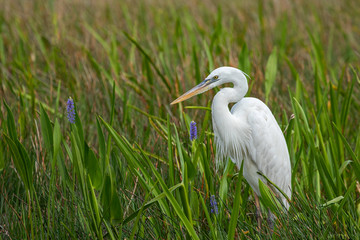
[{"left": 171, "top": 66, "right": 292, "bottom": 210}]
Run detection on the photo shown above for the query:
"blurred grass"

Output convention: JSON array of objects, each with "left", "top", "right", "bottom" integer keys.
[{"left": 1, "top": 0, "right": 360, "bottom": 239}]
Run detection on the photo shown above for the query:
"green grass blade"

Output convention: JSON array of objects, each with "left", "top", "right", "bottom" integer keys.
[
  {"left": 123, "top": 183, "right": 183, "bottom": 224},
  {"left": 264, "top": 47, "right": 278, "bottom": 104},
  {"left": 198, "top": 193, "right": 217, "bottom": 239},
  {"left": 39, "top": 104, "right": 54, "bottom": 160},
  {"left": 141, "top": 153, "right": 199, "bottom": 240},
  {"left": 52, "top": 119, "right": 61, "bottom": 161},
  {"left": 332, "top": 122, "right": 360, "bottom": 180},
  {"left": 122, "top": 31, "right": 171, "bottom": 92},
  {"left": 3, "top": 134, "right": 34, "bottom": 192},
  {"left": 227, "top": 162, "right": 244, "bottom": 239},
  {"left": 4, "top": 101, "right": 18, "bottom": 141}
]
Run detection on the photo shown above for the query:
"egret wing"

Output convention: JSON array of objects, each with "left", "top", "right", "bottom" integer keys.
[{"left": 231, "top": 98, "right": 291, "bottom": 202}]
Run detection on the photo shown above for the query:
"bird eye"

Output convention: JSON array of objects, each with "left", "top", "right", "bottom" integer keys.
[{"left": 214, "top": 75, "right": 219, "bottom": 80}]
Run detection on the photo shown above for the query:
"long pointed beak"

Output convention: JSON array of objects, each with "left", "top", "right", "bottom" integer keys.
[{"left": 171, "top": 80, "right": 210, "bottom": 105}]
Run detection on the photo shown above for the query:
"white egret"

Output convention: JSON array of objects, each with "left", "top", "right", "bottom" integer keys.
[{"left": 171, "top": 66, "right": 291, "bottom": 226}]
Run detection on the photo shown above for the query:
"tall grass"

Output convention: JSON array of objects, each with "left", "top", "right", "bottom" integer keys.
[{"left": 1, "top": 0, "right": 359, "bottom": 239}]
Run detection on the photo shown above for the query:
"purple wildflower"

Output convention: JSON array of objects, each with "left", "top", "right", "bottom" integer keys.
[
  {"left": 190, "top": 121, "right": 197, "bottom": 141},
  {"left": 66, "top": 97, "right": 75, "bottom": 124},
  {"left": 210, "top": 195, "right": 218, "bottom": 215}
]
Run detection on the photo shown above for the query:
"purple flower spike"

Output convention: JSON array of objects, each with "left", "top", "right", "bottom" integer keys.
[
  {"left": 210, "top": 195, "right": 218, "bottom": 215},
  {"left": 190, "top": 121, "right": 197, "bottom": 141},
  {"left": 66, "top": 97, "right": 75, "bottom": 124}
]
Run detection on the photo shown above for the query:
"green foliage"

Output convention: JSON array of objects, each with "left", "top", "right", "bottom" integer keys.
[
  {"left": 3, "top": 101, "right": 34, "bottom": 193},
  {"left": 258, "top": 179, "right": 283, "bottom": 214},
  {"left": 264, "top": 47, "right": 278, "bottom": 104},
  {"left": 1, "top": 0, "right": 360, "bottom": 239},
  {"left": 227, "top": 168, "right": 245, "bottom": 240}
]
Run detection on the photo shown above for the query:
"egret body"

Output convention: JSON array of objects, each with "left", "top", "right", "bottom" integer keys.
[{"left": 171, "top": 67, "right": 292, "bottom": 214}]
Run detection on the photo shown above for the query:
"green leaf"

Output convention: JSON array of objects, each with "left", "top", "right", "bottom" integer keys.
[
  {"left": 265, "top": 47, "right": 278, "bottom": 104},
  {"left": 73, "top": 106, "right": 85, "bottom": 157},
  {"left": 122, "top": 31, "right": 171, "bottom": 92},
  {"left": 123, "top": 183, "right": 183, "bottom": 225},
  {"left": 99, "top": 116, "right": 171, "bottom": 217},
  {"left": 190, "top": 193, "right": 199, "bottom": 220},
  {"left": 0, "top": 139, "right": 5, "bottom": 171},
  {"left": 84, "top": 144, "right": 103, "bottom": 190},
  {"left": 198, "top": 193, "right": 217, "bottom": 239},
  {"left": 338, "top": 160, "right": 352, "bottom": 175},
  {"left": 100, "top": 170, "right": 113, "bottom": 221},
  {"left": 136, "top": 140, "right": 198, "bottom": 238},
  {"left": 96, "top": 117, "right": 106, "bottom": 162},
  {"left": 228, "top": 163, "right": 244, "bottom": 239},
  {"left": 321, "top": 181, "right": 357, "bottom": 239},
  {"left": 258, "top": 179, "right": 282, "bottom": 214},
  {"left": 186, "top": 156, "right": 196, "bottom": 181},
  {"left": 332, "top": 122, "right": 360, "bottom": 180},
  {"left": 40, "top": 105, "right": 54, "bottom": 156},
  {"left": 219, "top": 159, "right": 234, "bottom": 213},
  {"left": 110, "top": 189, "right": 123, "bottom": 223},
  {"left": 129, "top": 190, "right": 151, "bottom": 240},
  {"left": 145, "top": 163, "right": 199, "bottom": 239},
  {"left": 320, "top": 196, "right": 344, "bottom": 208},
  {"left": 4, "top": 134, "right": 33, "bottom": 192},
  {"left": 4, "top": 101, "right": 17, "bottom": 141},
  {"left": 203, "top": 40, "right": 214, "bottom": 71},
  {"left": 53, "top": 119, "right": 61, "bottom": 164},
  {"left": 166, "top": 116, "right": 175, "bottom": 187},
  {"left": 87, "top": 176, "right": 102, "bottom": 236},
  {"left": 70, "top": 131, "right": 85, "bottom": 190}
]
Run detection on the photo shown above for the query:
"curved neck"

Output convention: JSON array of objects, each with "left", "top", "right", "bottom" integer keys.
[
  {"left": 211, "top": 83, "right": 249, "bottom": 166},
  {"left": 213, "top": 84, "right": 247, "bottom": 106},
  {"left": 211, "top": 84, "right": 247, "bottom": 130}
]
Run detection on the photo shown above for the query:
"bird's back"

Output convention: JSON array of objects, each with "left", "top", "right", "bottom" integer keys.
[{"left": 230, "top": 97, "right": 291, "bottom": 208}]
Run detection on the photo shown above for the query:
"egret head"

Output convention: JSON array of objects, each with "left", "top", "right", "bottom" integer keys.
[{"left": 171, "top": 66, "right": 248, "bottom": 105}]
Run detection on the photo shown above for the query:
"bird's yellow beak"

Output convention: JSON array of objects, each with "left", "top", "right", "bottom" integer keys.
[{"left": 171, "top": 80, "right": 210, "bottom": 105}]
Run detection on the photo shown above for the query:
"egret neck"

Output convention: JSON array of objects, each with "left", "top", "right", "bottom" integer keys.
[
  {"left": 212, "top": 80, "right": 248, "bottom": 122},
  {"left": 212, "top": 83, "right": 250, "bottom": 167}
]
